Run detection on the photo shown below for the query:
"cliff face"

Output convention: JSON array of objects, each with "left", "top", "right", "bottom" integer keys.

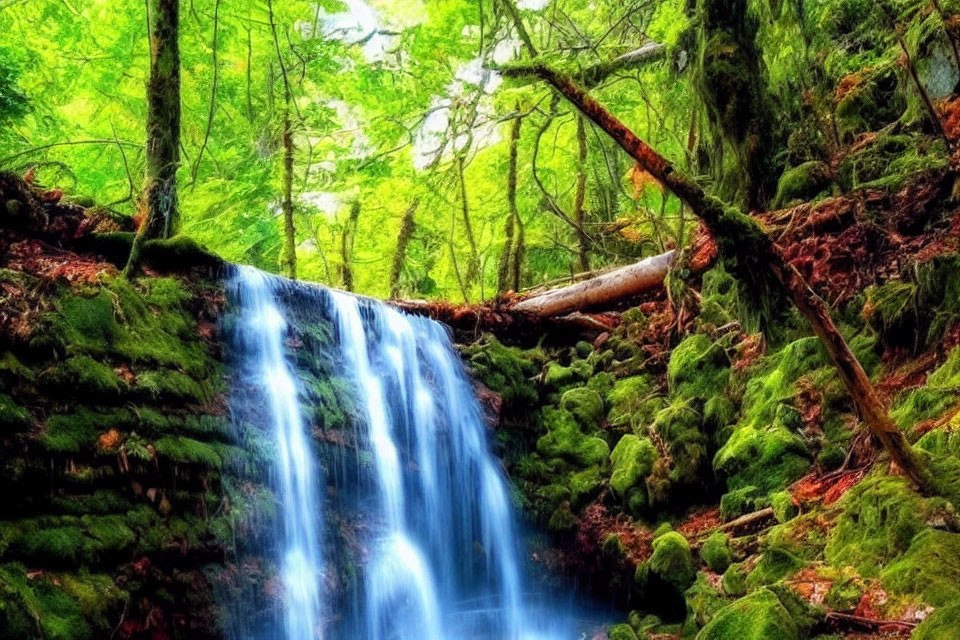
[{"left": 0, "top": 172, "right": 235, "bottom": 640}]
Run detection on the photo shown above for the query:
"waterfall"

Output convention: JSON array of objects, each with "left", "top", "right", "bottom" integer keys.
[{"left": 225, "top": 267, "right": 580, "bottom": 640}]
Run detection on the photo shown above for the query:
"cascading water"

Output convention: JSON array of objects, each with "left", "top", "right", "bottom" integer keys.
[{"left": 225, "top": 266, "right": 584, "bottom": 640}]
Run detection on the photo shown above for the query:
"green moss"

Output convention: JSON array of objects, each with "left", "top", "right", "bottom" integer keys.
[
  {"left": 39, "top": 409, "right": 133, "bottom": 453},
  {"left": 0, "top": 394, "right": 30, "bottom": 430},
  {"left": 607, "top": 623, "right": 638, "bottom": 640},
  {"left": 135, "top": 369, "right": 208, "bottom": 403},
  {"left": 606, "top": 375, "right": 657, "bottom": 428},
  {"left": 465, "top": 336, "right": 541, "bottom": 409},
  {"left": 881, "top": 529, "right": 960, "bottom": 607},
  {"left": 684, "top": 572, "right": 730, "bottom": 631},
  {"left": 837, "top": 133, "right": 948, "bottom": 191},
  {"left": 653, "top": 399, "right": 710, "bottom": 485},
  {"left": 719, "top": 485, "right": 762, "bottom": 521},
  {"left": 700, "top": 532, "right": 733, "bottom": 573},
  {"left": 0, "top": 563, "right": 40, "bottom": 639},
  {"left": 721, "top": 562, "right": 747, "bottom": 596},
  {"left": 824, "top": 573, "right": 863, "bottom": 611},
  {"left": 543, "top": 362, "right": 576, "bottom": 390},
  {"left": 913, "top": 603, "right": 960, "bottom": 640},
  {"left": 40, "top": 356, "right": 125, "bottom": 396},
  {"left": 745, "top": 546, "right": 804, "bottom": 590},
  {"left": 667, "top": 334, "right": 730, "bottom": 401},
  {"left": 536, "top": 407, "right": 609, "bottom": 467},
  {"left": 697, "top": 266, "right": 740, "bottom": 329},
  {"left": 153, "top": 436, "right": 223, "bottom": 467},
  {"left": 569, "top": 466, "right": 603, "bottom": 509},
  {"left": 773, "top": 161, "right": 833, "bottom": 208},
  {"left": 770, "top": 490, "right": 798, "bottom": 523},
  {"left": 825, "top": 473, "right": 940, "bottom": 577},
  {"left": 610, "top": 434, "right": 658, "bottom": 497},
  {"left": 559, "top": 387, "right": 604, "bottom": 430},
  {"left": 714, "top": 337, "right": 823, "bottom": 493},
  {"left": 80, "top": 515, "right": 135, "bottom": 555},
  {"left": 649, "top": 532, "right": 696, "bottom": 591},
  {"left": 892, "top": 346, "right": 960, "bottom": 429},
  {"left": 695, "top": 588, "right": 799, "bottom": 640}
]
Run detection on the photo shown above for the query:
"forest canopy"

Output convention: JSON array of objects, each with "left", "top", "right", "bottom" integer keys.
[{"left": 0, "top": 0, "right": 956, "bottom": 301}]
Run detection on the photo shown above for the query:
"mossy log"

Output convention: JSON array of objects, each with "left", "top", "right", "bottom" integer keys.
[{"left": 499, "top": 63, "right": 929, "bottom": 490}]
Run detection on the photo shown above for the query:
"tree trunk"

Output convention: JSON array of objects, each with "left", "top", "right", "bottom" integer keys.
[
  {"left": 501, "top": 63, "right": 929, "bottom": 490},
  {"left": 124, "top": 0, "right": 181, "bottom": 276},
  {"left": 498, "top": 110, "right": 523, "bottom": 294},
  {"left": 281, "top": 112, "right": 297, "bottom": 278},
  {"left": 339, "top": 200, "right": 361, "bottom": 292},
  {"left": 574, "top": 115, "right": 590, "bottom": 273},
  {"left": 457, "top": 155, "right": 480, "bottom": 285},
  {"left": 513, "top": 250, "right": 675, "bottom": 316},
  {"left": 389, "top": 198, "right": 420, "bottom": 298}
]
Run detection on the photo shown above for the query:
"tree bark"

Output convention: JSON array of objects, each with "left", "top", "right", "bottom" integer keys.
[
  {"left": 268, "top": 0, "right": 297, "bottom": 279},
  {"left": 500, "top": 63, "right": 929, "bottom": 490},
  {"left": 457, "top": 155, "right": 480, "bottom": 285},
  {"left": 340, "top": 200, "right": 360, "bottom": 292},
  {"left": 574, "top": 115, "right": 590, "bottom": 273},
  {"left": 389, "top": 198, "right": 420, "bottom": 298},
  {"left": 498, "top": 109, "right": 523, "bottom": 294},
  {"left": 513, "top": 250, "right": 675, "bottom": 316},
  {"left": 124, "top": 0, "right": 181, "bottom": 276}
]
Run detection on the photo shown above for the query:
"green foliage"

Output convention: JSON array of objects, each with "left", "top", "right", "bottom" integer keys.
[
  {"left": 837, "top": 134, "right": 948, "bottom": 191},
  {"left": 40, "top": 356, "right": 125, "bottom": 397},
  {"left": 0, "top": 394, "right": 31, "bottom": 430}
]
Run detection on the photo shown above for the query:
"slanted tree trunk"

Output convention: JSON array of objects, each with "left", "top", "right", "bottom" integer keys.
[
  {"left": 514, "top": 250, "right": 676, "bottom": 316},
  {"left": 574, "top": 115, "right": 590, "bottom": 273},
  {"left": 339, "top": 200, "right": 361, "bottom": 291},
  {"left": 500, "top": 63, "right": 929, "bottom": 490},
  {"left": 125, "top": 0, "right": 180, "bottom": 275},
  {"left": 389, "top": 198, "right": 420, "bottom": 298}
]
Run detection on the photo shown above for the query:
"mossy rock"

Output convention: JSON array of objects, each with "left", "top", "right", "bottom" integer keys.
[
  {"left": 745, "top": 546, "right": 805, "bottom": 590},
  {"left": 718, "top": 485, "right": 762, "bottom": 521},
  {"left": 721, "top": 562, "right": 747, "bottom": 596},
  {"left": 694, "top": 587, "right": 799, "bottom": 640},
  {"left": 135, "top": 369, "right": 209, "bottom": 403},
  {"left": 559, "top": 387, "right": 604, "bottom": 430},
  {"left": 684, "top": 572, "right": 730, "bottom": 631},
  {"left": 893, "top": 346, "right": 960, "bottom": 430},
  {"left": 464, "top": 336, "right": 540, "bottom": 409},
  {"left": 770, "top": 490, "right": 798, "bottom": 523},
  {"left": 700, "top": 532, "right": 733, "bottom": 573},
  {"left": 610, "top": 434, "right": 658, "bottom": 498},
  {"left": 569, "top": 466, "right": 603, "bottom": 509},
  {"left": 667, "top": 334, "right": 730, "bottom": 401},
  {"left": 824, "top": 573, "right": 863, "bottom": 611},
  {"left": 606, "top": 375, "right": 657, "bottom": 429},
  {"left": 881, "top": 529, "right": 960, "bottom": 608},
  {"left": 697, "top": 266, "right": 739, "bottom": 329},
  {"left": 536, "top": 407, "right": 609, "bottom": 467},
  {"left": 773, "top": 161, "right": 833, "bottom": 208},
  {"left": 834, "top": 65, "right": 904, "bottom": 142},
  {"left": 653, "top": 399, "right": 710, "bottom": 485},
  {"left": 913, "top": 602, "right": 960, "bottom": 640},
  {"left": 824, "top": 473, "right": 940, "bottom": 577},
  {"left": 649, "top": 532, "right": 696, "bottom": 592}
]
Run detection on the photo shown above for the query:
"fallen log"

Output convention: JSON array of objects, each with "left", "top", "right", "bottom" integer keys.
[{"left": 513, "top": 249, "right": 675, "bottom": 316}]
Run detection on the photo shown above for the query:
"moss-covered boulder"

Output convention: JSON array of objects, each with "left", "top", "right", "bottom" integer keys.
[
  {"left": 700, "top": 532, "right": 733, "bottom": 573},
  {"left": 560, "top": 387, "right": 604, "bottom": 430},
  {"left": 649, "top": 532, "right": 696, "bottom": 592},
  {"left": 536, "top": 407, "right": 610, "bottom": 467},
  {"left": 610, "top": 434, "right": 658, "bottom": 496},
  {"left": 695, "top": 588, "right": 799, "bottom": 640}
]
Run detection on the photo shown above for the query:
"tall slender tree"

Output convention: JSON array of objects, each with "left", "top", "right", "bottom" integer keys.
[{"left": 125, "top": 0, "right": 181, "bottom": 275}]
